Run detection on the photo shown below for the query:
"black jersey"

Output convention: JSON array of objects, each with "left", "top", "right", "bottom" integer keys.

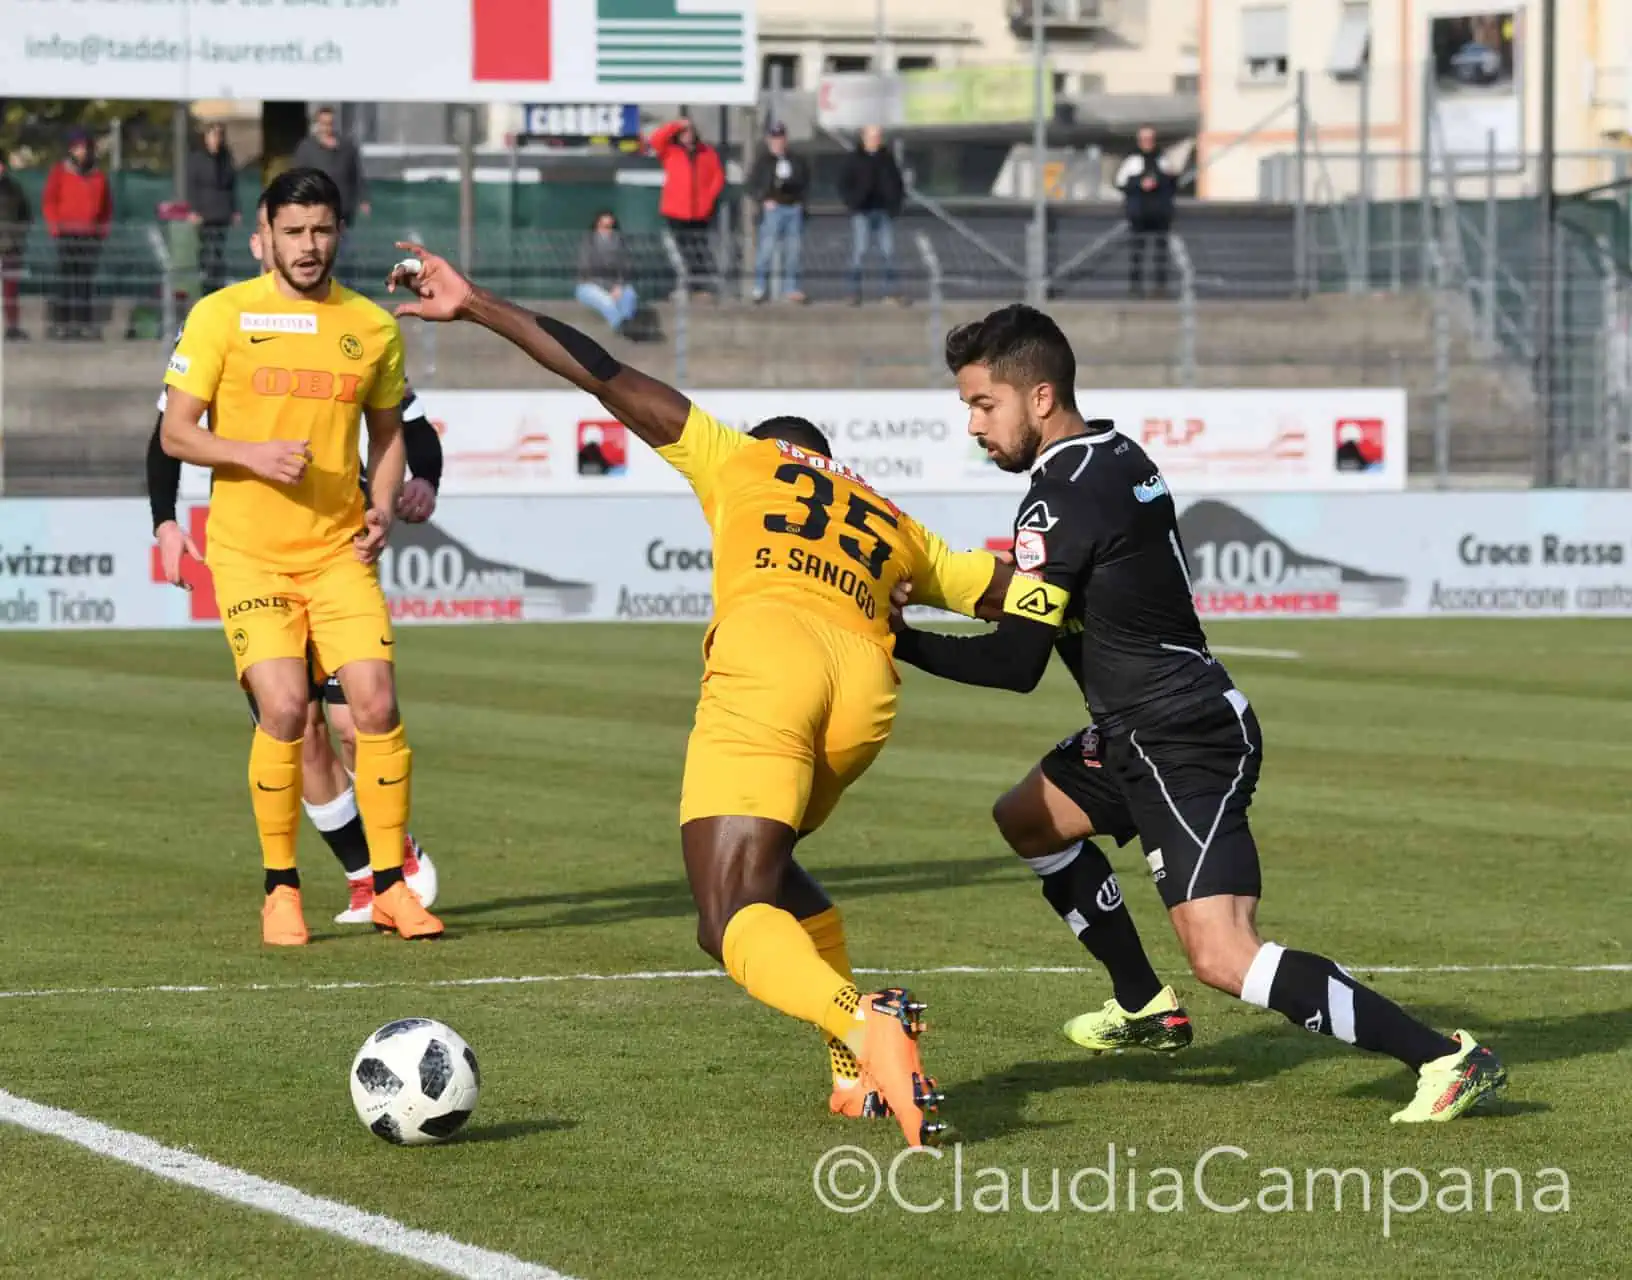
[{"left": 1012, "top": 423, "right": 1233, "bottom": 733}]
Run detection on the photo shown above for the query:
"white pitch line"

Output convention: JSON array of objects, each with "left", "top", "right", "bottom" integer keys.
[
  {"left": 0, "top": 1088, "right": 569, "bottom": 1280},
  {"left": 1210, "top": 645, "right": 1303, "bottom": 660},
  {"left": 0, "top": 962, "right": 1626, "bottom": 1004}
]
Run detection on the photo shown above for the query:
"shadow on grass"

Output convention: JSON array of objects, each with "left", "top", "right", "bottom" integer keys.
[
  {"left": 437, "top": 854, "right": 1021, "bottom": 931},
  {"left": 453, "top": 1117, "right": 579, "bottom": 1145},
  {"left": 949, "top": 1002, "right": 1626, "bottom": 1141}
]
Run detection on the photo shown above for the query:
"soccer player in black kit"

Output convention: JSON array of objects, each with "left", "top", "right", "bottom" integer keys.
[{"left": 893, "top": 305, "right": 1507, "bottom": 1123}]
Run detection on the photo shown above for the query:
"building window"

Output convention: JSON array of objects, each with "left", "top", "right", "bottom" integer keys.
[
  {"left": 825, "top": 55, "right": 872, "bottom": 75},
  {"left": 1053, "top": 71, "right": 1071, "bottom": 96},
  {"left": 1079, "top": 72, "right": 1105, "bottom": 94},
  {"left": 897, "top": 55, "right": 936, "bottom": 73},
  {"left": 1240, "top": 5, "right": 1289, "bottom": 84},
  {"left": 762, "top": 54, "right": 800, "bottom": 90},
  {"left": 1174, "top": 73, "right": 1200, "bottom": 95},
  {"left": 1328, "top": 2, "right": 1370, "bottom": 80}
]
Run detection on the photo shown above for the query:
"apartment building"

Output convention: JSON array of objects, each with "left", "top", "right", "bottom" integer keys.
[
  {"left": 760, "top": 0, "right": 1200, "bottom": 118},
  {"left": 1199, "top": 0, "right": 1632, "bottom": 200}
]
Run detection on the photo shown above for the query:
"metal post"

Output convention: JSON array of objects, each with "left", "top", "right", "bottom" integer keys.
[
  {"left": 1432, "top": 245, "right": 1451, "bottom": 486},
  {"left": 1390, "top": 197, "right": 1402, "bottom": 292},
  {"left": 457, "top": 106, "right": 476, "bottom": 274},
  {"left": 172, "top": 107, "right": 189, "bottom": 203},
  {"left": 1419, "top": 59, "right": 1434, "bottom": 287},
  {"left": 874, "top": 0, "right": 887, "bottom": 76},
  {"left": 1536, "top": 0, "right": 1558, "bottom": 485},
  {"left": 1484, "top": 129, "right": 1498, "bottom": 347},
  {"left": 1030, "top": 4, "right": 1048, "bottom": 306},
  {"left": 1293, "top": 71, "right": 1308, "bottom": 297},
  {"left": 1355, "top": 57, "right": 1370, "bottom": 293}
]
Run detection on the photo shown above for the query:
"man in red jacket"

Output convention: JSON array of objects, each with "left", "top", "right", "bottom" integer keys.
[
  {"left": 649, "top": 117, "right": 725, "bottom": 298},
  {"left": 42, "top": 129, "right": 112, "bottom": 340}
]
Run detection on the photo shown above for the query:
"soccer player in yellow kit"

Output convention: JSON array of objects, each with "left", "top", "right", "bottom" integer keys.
[
  {"left": 161, "top": 171, "right": 442, "bottom": 946},
  {"left": 389, "top": 242, "right": 1015, "bottom": 1148}
]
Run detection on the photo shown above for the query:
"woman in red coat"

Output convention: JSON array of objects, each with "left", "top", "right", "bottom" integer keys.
[{"left": 649, "top": 118, "right": 724, "bottom": 298}]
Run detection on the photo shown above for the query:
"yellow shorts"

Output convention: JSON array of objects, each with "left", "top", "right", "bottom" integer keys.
[
  {"left": 212, "top": 553, "right": 394, "bottom": 683},
  {"left": 680, "top": 601, "right": 897, "bottom": 833}
]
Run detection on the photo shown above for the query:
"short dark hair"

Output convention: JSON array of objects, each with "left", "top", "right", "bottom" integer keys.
[
  {"left": 260, "top": 167, "right": 344, "bottom": 227},
  {"left": 591, "top": 209, "right": 618, "bottom": 228},
  {"left": 750, "top": 415, "right": 832, "bottom": 456},
  {"left": 944, "top": 304, "right": 1078, "bottom": 412}
]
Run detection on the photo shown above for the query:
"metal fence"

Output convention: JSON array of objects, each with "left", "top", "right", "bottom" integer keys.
[{"left": 1, "top": 192, "right": 1620, "bottom": 494}]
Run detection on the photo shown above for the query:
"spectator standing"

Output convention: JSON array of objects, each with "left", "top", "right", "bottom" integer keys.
[
  {"left": 838, "top": 124, "right": 905, "bottom": 306},
  {"left": 42, "top": 129, "right": 112, "bottom": 340},
  {"left": 187, "top": 122, "right": 240, "bottom": 295},
  {"left": 575, "top": 210, "right": 640, "bottom": 335},
  {"left": 649, "top": 117, "right": 725, "bottom": 298},
  {"left": 0, "top": 157, "right": 32, "bottom": 341},
  {"left": 1115, "top": 125, "right": 1178, "bottom": 298},
  {"left": 748, "top": 123, "right": 809, "bottom": 304},
  {"left": 292, "top": 106, "right": 368, "bottom": 277}
]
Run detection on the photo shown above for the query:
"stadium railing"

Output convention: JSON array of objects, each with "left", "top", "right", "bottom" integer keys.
[{"left": 1, "top": 208, "right": 1611, "bottom": 494}]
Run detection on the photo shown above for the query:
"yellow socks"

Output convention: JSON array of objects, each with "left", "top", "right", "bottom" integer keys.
[
  {"left": 353, "top": 725, "right": 412, "bottom": 877},
  {"left": 722, "top": 903, "right": 861, "bottom": 1047},
  {"left": 800, "top": 907, "right": 862, "bottom": 1085},
  {"left": 247, "top": 729, "right": 301, "bottom": 875}
]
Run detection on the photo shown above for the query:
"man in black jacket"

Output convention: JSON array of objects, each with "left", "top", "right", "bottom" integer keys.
[
  {"left": 0, "top": 156, "right": 31, "bottom": 340},
  {"left": 839, "top": 124, "right": 905, "bottom": 306},
  {"left": 187, "top": 123, "right": 239, "bottom": 294},
  {"left": 1115, "top": 126, "right": 1178, "bottom": 297},
  {"left": 749, "top": 123, "right": 810, "bottom": 303}
]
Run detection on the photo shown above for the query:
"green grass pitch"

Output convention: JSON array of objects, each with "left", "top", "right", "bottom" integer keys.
[{"left": 0, "top": 619, "right": 1627, "bottom": 1278}]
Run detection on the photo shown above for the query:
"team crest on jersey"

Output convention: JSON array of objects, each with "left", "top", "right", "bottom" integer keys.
[
  {"left": 339, "top": 334, "right": 364, "bottom": 360},
  {"left": 239, "top": 313, "right": 318, "bottom": 334},
  {"left": 1015, "top": 499, "right": 1058, "bottom": 532},
  {"left": 1014, "top": 529, "right": 1047, "bottom": 571}
]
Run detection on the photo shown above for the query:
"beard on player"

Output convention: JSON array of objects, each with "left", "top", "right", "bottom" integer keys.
[{"left": 269, "top": 223, "right": 338, "bottom": 296}]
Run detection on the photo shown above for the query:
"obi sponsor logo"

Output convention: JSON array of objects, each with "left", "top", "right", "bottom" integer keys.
[
  {"left": 240, "top": 313, "right": 319, "bottom": 334},
  {"left": 250, "top": 368, "right": 363, "bottom": 403}
]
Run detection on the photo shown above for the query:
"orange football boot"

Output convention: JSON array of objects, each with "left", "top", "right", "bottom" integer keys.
[
  {"left": 261, "top": 885, "right": 309, "bottom": 947},
  {"left": 828, "top": 1077, "right": 891, "bottom": 1119},
  {"left": 371, "top": 880, "right": 444, "bottom": 940},
  {"left": 854, "top": 988, "right": 946, "bottom": 1147}
]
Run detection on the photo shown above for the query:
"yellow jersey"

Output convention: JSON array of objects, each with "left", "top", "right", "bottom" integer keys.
[
  {"left": 658, "top": 405, "right": 996, "bottom": 645},
  {"left": 164, "top": 273, "right": 406, "bottom": 571}
]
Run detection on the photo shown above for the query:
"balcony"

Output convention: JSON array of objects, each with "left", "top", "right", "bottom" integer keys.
[{"left": 1008, "top": 0, "right": 1117, "bottom": 39}]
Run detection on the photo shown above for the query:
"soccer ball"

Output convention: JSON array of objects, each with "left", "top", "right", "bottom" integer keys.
[{"left": 350, "top": 1017, "right": 480, "bottom": 1146}]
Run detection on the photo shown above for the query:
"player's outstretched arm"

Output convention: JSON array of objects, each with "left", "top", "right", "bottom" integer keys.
[
  {"left": 893, "top": 599, "right": 1058, "bottom": 693},
  {"left": 387, "top": 242, "right": 690, "bottom": 449}
]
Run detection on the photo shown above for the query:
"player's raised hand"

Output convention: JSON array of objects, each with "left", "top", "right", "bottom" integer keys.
[
  {"left": 355, "top": 505, "right": 393, "bottom": 564},
  {"left": 889, "top": 578, "right": 913, "bottom": 632},
  {"left": 397, "top": 477, "right": 437, "bottom": 524},
  {"left": 155, "top": 519, "right": 202, "bottom": 590},
  {"left": 241, "top": 438, "right": 311, "bottom": 485},
  {"left": 388, "top": 243, "right": 473, "bottom": 322}
]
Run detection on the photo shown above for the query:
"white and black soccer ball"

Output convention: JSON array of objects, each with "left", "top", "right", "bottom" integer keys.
[{"left": 350, "top": 1018, "right": 480, "bottom": 1146}]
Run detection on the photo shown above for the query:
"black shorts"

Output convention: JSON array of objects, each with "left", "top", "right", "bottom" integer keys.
[
  {"left": 1039, "top": 724, "right": 1140, "bottom": 848},
  {"left": 244, "top": 646, "right": 347, "bottom": 725},
  {"left": 1040, "top": 690, "right": 1263, "bottom": 910}
]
